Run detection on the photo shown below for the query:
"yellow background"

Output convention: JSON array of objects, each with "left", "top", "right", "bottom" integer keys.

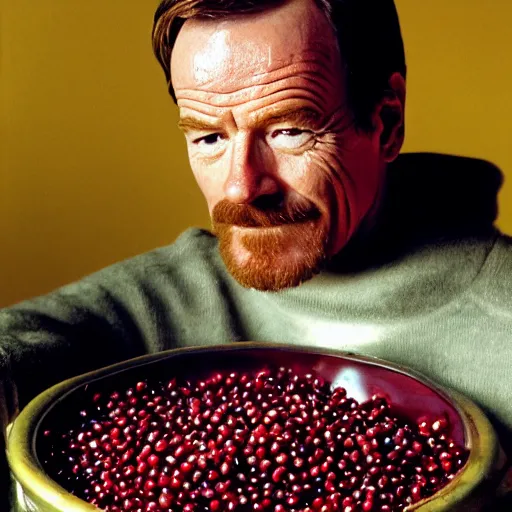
[{"left": 1, "top": 0, "right": 511, "bottom": 307}]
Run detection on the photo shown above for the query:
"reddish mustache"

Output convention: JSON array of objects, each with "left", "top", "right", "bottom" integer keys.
[{"left": 212, "top": 200, "right": 320, "bottom": 228}]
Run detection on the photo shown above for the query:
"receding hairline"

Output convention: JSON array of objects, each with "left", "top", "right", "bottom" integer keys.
[
  {"left": 153, "top": 0, "right": 406, "bottom": 130},
  {"left": 169, "top": 0, "right": 342, "bottom": 98}
]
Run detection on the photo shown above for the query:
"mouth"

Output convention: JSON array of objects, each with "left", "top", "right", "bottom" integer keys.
[
  {"left": 217, "top": 211, "right": 321, "bottom": 229},
  {"left": 216, "top": 219, "right": 320, "bottom": 239}
]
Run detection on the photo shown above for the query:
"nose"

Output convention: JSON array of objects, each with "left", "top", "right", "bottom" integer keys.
[{"left": 224, "top": 132, "right": 280, "bottom": 204}]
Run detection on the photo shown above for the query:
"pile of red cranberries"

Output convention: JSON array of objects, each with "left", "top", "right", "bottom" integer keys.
[{"left": 39, "top": 367, "right": 468, "bottom": 511}]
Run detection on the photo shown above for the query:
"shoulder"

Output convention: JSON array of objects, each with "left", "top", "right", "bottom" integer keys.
[
  {"left": 87, "top": 228, "right": 223, "bottom": 286},
  {"left": 26, "top": 228, "right": 225, "bottom": 305},
  {"left": 126, "top": 228, "right": 219, "bottom": 271},
  {"left": 468, "top": 232, "right": 512, "bottom": 316},
  {"left": 0, "top": 229, "right": 226, "bottom": 339},
  {"left": 4, "top": 228, "right": 226, "bottom": 312},
  {"left": 480, "top": 233, "right": 512, "bottom": 287}
]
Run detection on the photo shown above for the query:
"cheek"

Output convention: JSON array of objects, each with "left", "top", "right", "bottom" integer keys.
[
  {"left": 346, "top": 141, "right": 383, "bottom": 206},
  {"left": 293, "top": 147, "right": 347, "bottom": 212},
  {"left": 189, "top": 156, "right": 228, "bottom": 214},
  {"left": 274, "top": 152, "right": 333, "bottom": 204},
  {"left": 318, "top": 135, "right": 382, "bottom": 211}
]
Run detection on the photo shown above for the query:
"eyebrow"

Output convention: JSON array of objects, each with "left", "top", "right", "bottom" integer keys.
[
  {"left": 254, "top": 107, "right": 322, "bottom": 130},
  {"left": 178, "top": 117, "right": 223, "bottom": 133},
  {"left": 178, "top": 107, "right": 322, "bottom": 134}
]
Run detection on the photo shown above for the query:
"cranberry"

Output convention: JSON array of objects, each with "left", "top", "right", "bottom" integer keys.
[{"left": 40, "top": 366, "right": 468, "bottom": 511}]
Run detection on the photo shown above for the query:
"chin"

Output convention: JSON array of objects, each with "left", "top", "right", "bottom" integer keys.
[{"left": 216, "top": 221, "right": 329, "bottom": 291}]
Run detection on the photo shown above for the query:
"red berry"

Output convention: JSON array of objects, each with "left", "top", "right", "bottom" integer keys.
[{"left": 40, "top": 367, "right": 468, "bottom": 511}]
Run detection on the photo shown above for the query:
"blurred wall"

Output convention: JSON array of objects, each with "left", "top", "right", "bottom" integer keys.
[{"left": 1, "top": 0, "right": 511, "bottom": 307}]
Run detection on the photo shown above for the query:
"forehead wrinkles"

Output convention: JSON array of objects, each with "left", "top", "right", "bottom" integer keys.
[
  {"left": 175, "top": 58, "right": 342, "bottom": 118},
  {"left": 182, "top": 47, "right": 337, "bottom": 95},
  {"left": 177, "top": 76, "right": 331, "bottom": 111},
  {"left": 181, "top": 91, "right": 328, "bottom": 120}
]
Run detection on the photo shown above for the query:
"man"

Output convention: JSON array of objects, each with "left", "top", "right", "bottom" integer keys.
[{"left": 1, "top": 0, "right": 511, "bottom": 508}]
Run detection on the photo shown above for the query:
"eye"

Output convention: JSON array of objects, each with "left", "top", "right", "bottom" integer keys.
[
  {"left": 267, "top": 128, "right": 314, "bottom": 150},
  {"left": 190, "top": 133, "right": 227, "bottom": 157},
  {"left": 195, "top": 133, "right": 223, "bottom": 145}
]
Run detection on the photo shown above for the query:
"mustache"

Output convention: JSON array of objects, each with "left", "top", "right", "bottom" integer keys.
[{"left": 212, "top": 199, "right": 320, "bottom": 228}]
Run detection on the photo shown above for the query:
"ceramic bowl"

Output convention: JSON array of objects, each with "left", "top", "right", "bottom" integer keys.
[{"left": 7, "top": 342, "right": 505, "bottom": 511}]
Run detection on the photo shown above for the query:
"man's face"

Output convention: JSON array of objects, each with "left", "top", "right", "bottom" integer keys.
[{"left": 171, "top": 0, "right": 388, "bottom": 291}]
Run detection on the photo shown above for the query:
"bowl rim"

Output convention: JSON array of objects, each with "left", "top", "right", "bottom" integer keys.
[{"left": 7, "top": 341, "right": 500, "bottom": 511}]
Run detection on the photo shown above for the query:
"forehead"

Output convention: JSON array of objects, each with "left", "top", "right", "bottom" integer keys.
[{"left": 170, "top": 0, "right": 341, "bottom": 97}]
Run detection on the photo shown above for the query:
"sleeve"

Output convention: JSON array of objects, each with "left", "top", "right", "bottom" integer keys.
[
  {"left": 0, "top": 229, "right": 231, "bottom": 508},
  {"left": 0, "top": 269, "right": 151, "bottom": 508}
]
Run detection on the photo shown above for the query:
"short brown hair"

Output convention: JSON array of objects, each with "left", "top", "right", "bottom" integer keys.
[{"left": 152, "top": 0, "right": 406, "bottom": 130}]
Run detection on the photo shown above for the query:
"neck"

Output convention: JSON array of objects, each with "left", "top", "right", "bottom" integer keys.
[
  {"left": 326, "top": 167, "right": 390, "bottom": 272},
  {"left": 326, "top": 152, "right": 500, "bottom": 274}
]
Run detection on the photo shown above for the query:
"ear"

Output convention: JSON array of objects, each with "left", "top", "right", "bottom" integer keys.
[{"left": 372, "top": 72, "right": 406, "bottom": 162}]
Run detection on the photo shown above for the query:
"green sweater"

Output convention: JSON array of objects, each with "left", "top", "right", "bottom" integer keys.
[
  {"left": 1, "top": 154, "right": 512, "bottom": 508},
  {"left": 2, "top": 228, "right": 512, "bottom": 507},
  {"left": 4, "top": 227, "right": 512, "bottom": 424}
]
